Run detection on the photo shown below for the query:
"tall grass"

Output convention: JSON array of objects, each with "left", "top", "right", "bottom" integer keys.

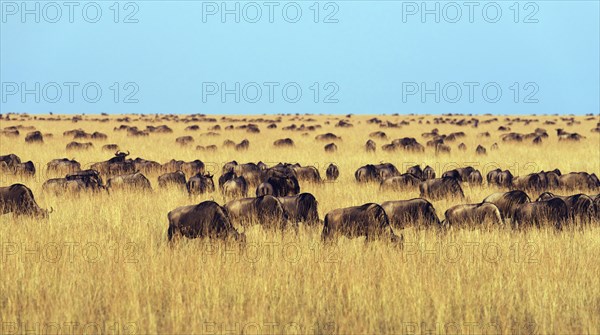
[{"left": 1, "top": 114, "right": 599, "bottom": 334}]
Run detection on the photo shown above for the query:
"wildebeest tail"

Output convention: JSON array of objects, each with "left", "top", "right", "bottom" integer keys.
[{"left": 298, "top": 193, "right": 319, "bottom": 223}]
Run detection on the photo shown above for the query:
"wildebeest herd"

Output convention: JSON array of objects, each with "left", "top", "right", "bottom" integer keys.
[{"left": 2, "top": 149, "right": 599, "bottom": 246}]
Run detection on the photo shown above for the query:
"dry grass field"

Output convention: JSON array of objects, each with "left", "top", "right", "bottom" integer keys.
[{"left": 1, "top": 114, "right": 599, "bottom": 334}]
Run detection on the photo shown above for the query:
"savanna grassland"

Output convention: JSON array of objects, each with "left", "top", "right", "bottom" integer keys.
[{"left": 1, "top": 114, "right": 599, "bottom": 335}]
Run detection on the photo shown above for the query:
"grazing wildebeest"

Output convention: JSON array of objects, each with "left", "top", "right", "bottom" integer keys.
[
  {"left": 66, "top": 169, "right": 104, "bottom": 189},
  {"left": 277, "top": 193, "right": 320, "bottom": 225},
  {"left": 442, "top": 167, "right": 476, "bottom": 182},
  {"left": 167, "top": 201, "right": 245, "bottom": 242},
  {"left": 324, "top": 143, "right": 338, "bottom": 153},
  {"left": 423, "top": 166, "right": 436, "bottom": 180},
  {"left": 355, "top": 164, "right": 379, "bottom": 183},
  {"left": 406, "top": 165, "right": 424, "bottom": 180},
  {"left": 321, "top": 203, "right": 401, "bottom": 244},
  {"left": 187, "top": 173, "right": 215, "bottom": 195},
  {"left": 235, "top": 139, "right": 249, "bottom": 151},
  {"left": 42, "top": 178, "right": 89, "bottom": 194},
  {"left": 102, "top": 144, "right": 119, "bottom": 151},
  {"left": 13, "top": 161, "right": 35, "bottom": 176},
  {"left": 181, "top": 160, "right": 205, "bottom": 177},
  {"left": 158, "top": 171, "right": 187, "bottom": 189},
  {"left": 46, "top": 158, "right": 81, "bottom": 175},
  {"left": 176, "top": 136, "right": 194, "bottom": 146},
  {"left": 369, "top": 131, "right": 387, "bottom": 140},
  {"left": 512, "top": 173, "right": 544, "bottom": 191},
  {"left": 443, "top": 203, "right": 503, "bottom": 228},
  {"left": 468, "top": 170, "right": 483, "bottom": 185},
  {"left": 380, "top": 174, "right": 421, "bottom": 191},
  {"left": 476, "top": 145, "right": 487, "bottom": 155},
  {"left": 91, "top": 151, "right": 135, "bottom": 177},
  {"left": 66, "top": 141, "right": 93, "bottom": 150},
  {"left": 365, "top": 139, "right": 376, "bottom": 152},
  {"left": 219, "top": 171, "right": 236, "bottom": 189},
  {"left": 419, "top": 177, "right": 465, "bottom": 200},
  {"left": 315, "top": 133, "right": 341, "bottom": 141},
  {"left": 0, "top": 154, "right": 21, "bottom": 169},
  {"left": 222, "top": 176, "right": 248, "bottom": 199},
  {"left": 233, "top": 163, "right": 264, "bottom": 188},
  {"left": 380, "top": 198, "right": 440, "bottom": 230},
  {"left": 482, "top": 190, "right": 530, "bottom": 220},
  {"left": 25, "top": 131, "right": 43, "bottom": 143},
  {"left": 107, "top": 172, "right": 152, "bottom": 191},
  {"left": 256, "top": 175, "right": 300, "bottom": 197},
  {"left": 225, "top": 195, "right": 290, "bottom": 230},
  {"left": 536, "top": 192, "right": 595, "bottom": 225},
  {"left": 274, "top": 138, "right": 294, "bottom": 147},
  {"left": 0, "top": 184, "right": 50, "bottom": 218},
  {"left": 487, "top": 169, "right": 514, "bottom": 188},
  {"left": 293, "top": 166, "right": 321, "bottom": 183},
  {"left": 326, "top": 163, "right": 339, "bottom": 181},
  {"left": 513, "top": 198, "right": 568, "bottom": 229},
  {"left": 559, "top": 172, "right": 600, "bottom": 191}
]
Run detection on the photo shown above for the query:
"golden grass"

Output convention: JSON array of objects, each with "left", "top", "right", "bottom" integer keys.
[{"left": 1, "top": 114, "right": 599, "bottom": 334}]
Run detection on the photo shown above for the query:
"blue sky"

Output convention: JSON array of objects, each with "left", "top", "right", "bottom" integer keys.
[{"left": 1, "top": 1, "right": 599, "bottom": 115}]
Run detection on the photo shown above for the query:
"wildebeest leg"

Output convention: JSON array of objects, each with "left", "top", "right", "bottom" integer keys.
[{"left": 167, "top": 225, "right": 180, "bottom": 243}]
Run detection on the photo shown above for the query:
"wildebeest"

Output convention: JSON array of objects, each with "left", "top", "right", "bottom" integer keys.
[
  {"left": 442, "top": 167, "right": 477, "bottom": 182},
  {"left": 187, "top": 173, "right": 215, "bottom": 195},
  {"left": 222, "top": 176, "right": 248, "bottom": 199},
  {"left": 235, "top": 139, "right": 250, "bottom": 151},
  {"left": 475, "top": 145, "right": 487, "bottom": 155},
  {"left": 158, "top": 171, "right": 187, "bottom": 189},
  {"left": 256, "top": 174, "right": 300, "bottom": 197},
  {"left": 277, "top": 193, "right": 320, "bottom": 225},
  {"left": 324, "top": 143, "right": 338, "bottom": 153},
  {"left": 232, "top": 162, "right": 264, "bottom": 188},
  {"left": 443, "top": 203, "right": 503, "bottom": 228},
  {"left": 321, "top": 203, "right": 401, "bottom": 244},
  {"left": 419, "top": 177, "right": 465, "bottom": 200},
  {"left": 406, "top": 165, "right": 424, "bottom": 180},
  {"left": 558, "top": 172, "right": 600, "bottom": 191},
  {"left": 482, "top": 190, "right": 530, "bottom": 219},
  {"left": 315, "top": 133, "right": 341, "bottom": 141},
  {"left": 167, "top": 201, "right": 245, "bottom": 242},
  {"left": 102, "top": 144, "right": 120, "bottom": 151},
  {"left": 25, "top": 131, "right": 43, "bottom": 143},
  {"left": 486, "top": 169, "right": 514, "bottom": 188},
  {"left": 513, "top": 198, "right": 568, "bottom": 229},
  {"left": 380, "top": 174, "right": 421, "bottom": 191},
  {"left": 46, "top": 158, "right": 81, "bottom": 175},
  {"left": 293, "top": 165, "right": 321, "bottom": 183},
  {"left": 273, "top": 138, "right": 294, "bottom": 147},
  {"left": 468, "top": 170, "right": 483, "bottom": 185},
  {"left": 66, "top": 141, "right": 93, "bottom": 150},
  {"left": 91, "top": 151, "right": 135, "bottom": 177},
  {"left": 365, "top": 139, "right": 376, "bottom": 152},
  {"left": 42, "top": 178, "right": 89, "bottom": 194},
  {"left": 423, "top": 166, "right": 436, "bottom": 180},
  {"left": 0, "top": 184, "right": 50, "bottom": 217},
  {"left": 354, "top": 165, "right": 378, "bottom": 183},
  {"left": 225, "top": 195, "right": 290, "bottom": 230},
  {"left": 536, "top": 192, "right": 595, "bottom": 225},
  {"left": 176, "top": 136, "right": 194, "bottom": 146},
  {"left": 326, "top": 163, "right": 339, "bottom": 181},
  {"left": 107, "top": 172, "right": 152, "bottom": 191},
  {"left": 380, "top": 198, "right": 440, "bottom": 230}
]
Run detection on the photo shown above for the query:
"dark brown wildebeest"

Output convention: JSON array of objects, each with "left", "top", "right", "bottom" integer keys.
[
  {"left": 442, "top": 167, "right": 476, "bottom": 182},
  {"left": 233, "top": 163, "right": 264, "bottom": 188},
  {"left": 0, "top": 154, "right": 21, "bottom": 170},
  {"left": 46, "top": 158, "right": 81, "bottom": 175},
  {"left": 491, "top": 143, "right": 499, "bottom": 150},
  {"left": 326, "top": 163, "right": 339, "bottom": 181},
  {"left": 365, "top": 139, "right": 376, "bottom": 152},
  {"left": 476, "top": 145, "right": 487, "bottom": 155},
  {"left": 0, "top": 184, "right": 50, "bottom": 218},
  {"left": 321, "top": 203, "right": 401, "bottom": 244},
  {"left": 293, "top": 166, "right": 321, "bottom": 183},
  {"left": 91, "top": 132, "right": 107, "bottom": 140},
  {"left": 185, "top": 125, "right": 200, "bottom": 131},
  {"left": 380, "top": 198, "right": 440, "bottom": 230},
  {"left": 187, "top": 173, "right": 215, "bottom": 195},
  {"left": 482, "top": 190, "right": 530, "bottom": 219},
  {"left": 181, "top": 160, "right": 205, "bottom": 177},
  {"left": 369, "top": 131, "right": 387, "bottom": 140},
  {"left": 256, "top": 175, "right": 300, "bottom": 197},
  {"left": 513, "top": 198, "right": 568, "bottom": 229},
  {"left": 235, "top": 139, "right": 250, "bottom": 151},
  {"left": 406, "top": 165, "right": 424, "bottom": 180},
  {"left": 274, "top": 138, "right": 294, "bottom": 147},
  {"left": 102, "top": 144, "right": 119, "bottom": 151},
  {"left": 277, "top": 193, "right": 320, "bottom": 225},
  {"left": 133, "top": 158, "right": 162, "bottom": 174},
  {"left": 176, "top": 136, "right": 194, "bottom": 146},
  {"left": 219, "top": 171, "right": 236, "bottom": 189},
  {"left": 355, "top": 164, "right": 379, "bottom": 183},
  {"left": 423, "top": 166, "right": 436, "bottom": 180},
  {"left": 536, "top": 192, "right": 595, "bottom": 225},
  {"left": 458, "top": 143, "right": 467, "bottom": 151},
  {"left": 158, "top": 171, "right": 187, "bottom": 189},
  {"left": 42, "top": 178, "right": 91, "bottom": 194},
  {"left": 315, "top": 133, "right": 341, "bottom": 141},
  {"left": 512, "top": 173, "right": 543, "bottom": 191},
  {"left": 487, "top": 169, "right": 514, "bottom": 188},
  {"left": 468, "top": 170, "right": 483, "bottom": 185},
  {"left": 225, "top": 195, "right": 290, "bottom": 230},
  {"left": 25, "top": 131, "right": 43, "bottom": 143},
  {"left": 107, "top": 172, "right": 152, "bottom": 191},
  {"left": 557, "top": 129, "right": 585, "bottom": 141},
  {"left": 257, "top": 161, "right": 268, "bottom": 171},
  {"left": 167, "top": 201, "right": 245, "bottom": 242},
  {"left": 66, "top": 141, "right": 93, "bottom": 150},
  {"left": 380, "top": 174, "right": 421, "bottom": 191},
  {"left": 91, "top": 151, "right": 135, "bottom": 177},
  {"left": 324, "top": 143, "right": 337, "bottom": 153},
  {"left": 443, "top": 203, "right": 503, "bottom": 228},
  {"left": 391, "top": 137, "right": 425, "bottom": 152},
  {"left": 419, "top": 177, "right": 465, "bottom": 200},
  {"left": 558, "top": 172, "right": 600, "bottom": 191},
  {"left": 222, "top": 176, "right": 248, "bottom": 199}
]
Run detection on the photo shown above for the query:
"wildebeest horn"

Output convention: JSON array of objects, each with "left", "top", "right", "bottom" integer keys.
[
  {"left": 126, "top": 150, "right": 130, "bottom": 156},
  {"left": 48, "top": 207, "right": 54, "bottom": 214}
]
